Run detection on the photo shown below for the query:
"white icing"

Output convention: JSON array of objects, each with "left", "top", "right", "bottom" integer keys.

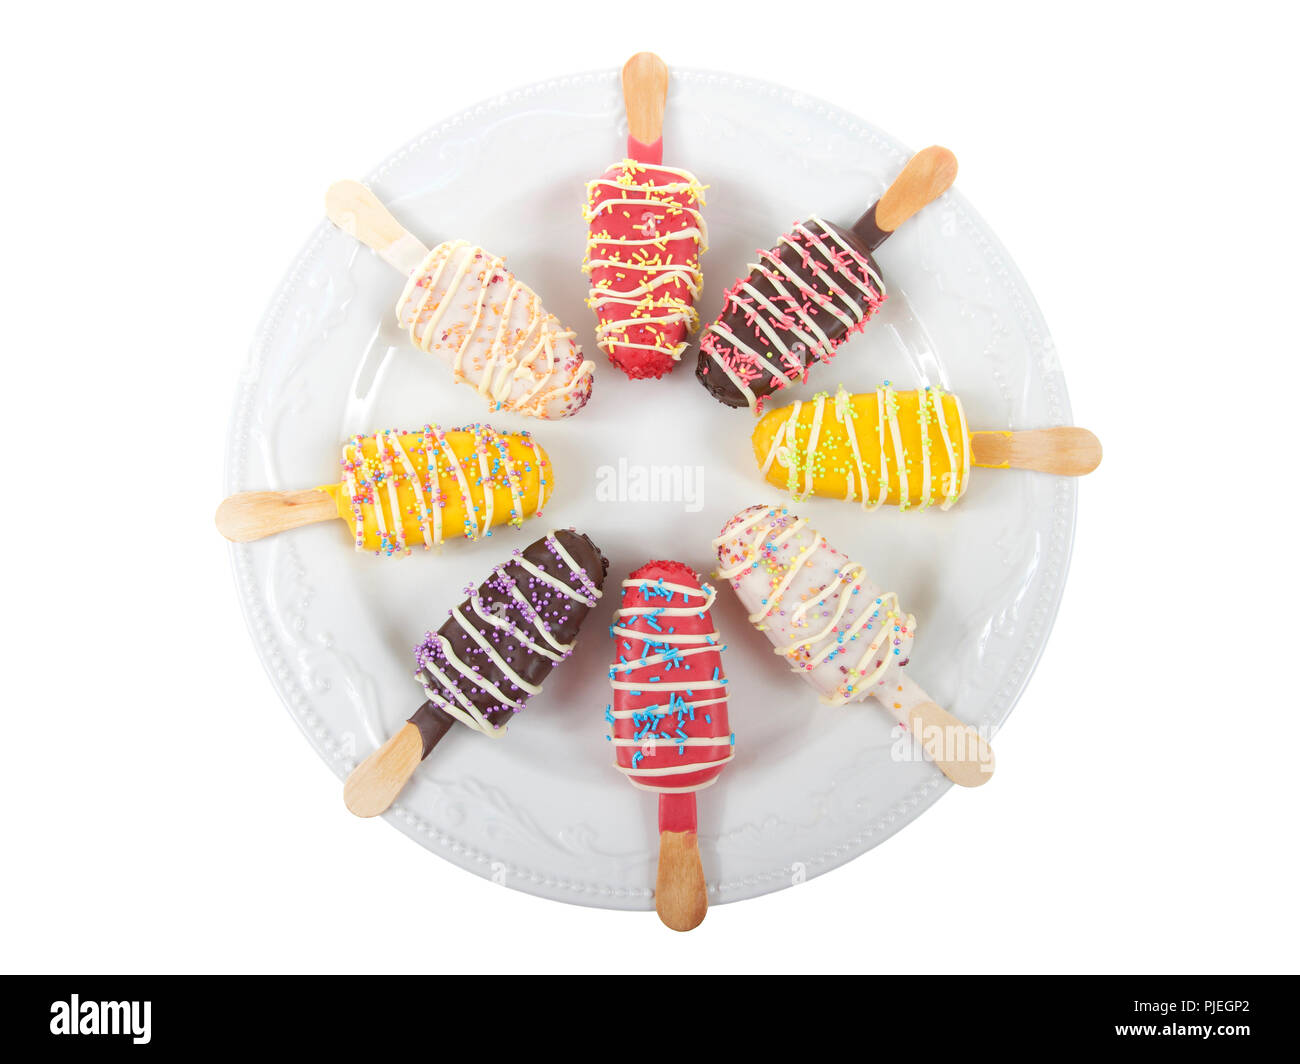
[
  {"left": 397, "top": 241, "right": 594, "bottom": 419},
  {"left": 468, "top": 596, "right": 565, "bottom": 662},
  {"left": 713, "top": 506, "right": 916, "bottom": 706}
]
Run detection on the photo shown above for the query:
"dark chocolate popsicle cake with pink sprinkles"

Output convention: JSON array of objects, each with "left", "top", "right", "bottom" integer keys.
[{"left": 695, "top": 145, "right": 957, "bottom": 414}]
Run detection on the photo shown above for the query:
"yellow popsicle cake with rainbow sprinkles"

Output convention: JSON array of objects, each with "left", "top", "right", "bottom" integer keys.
[
  {"left": 215, "top": 422, "right": 551, "bottom": 554},
  {"left": 320, "top": 423, "right": 550, "bottom": 556}
]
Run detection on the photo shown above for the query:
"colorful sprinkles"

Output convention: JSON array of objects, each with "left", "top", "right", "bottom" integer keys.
[
  {"left": 340, "top": 423, "right": 548, "bottom": 556},
  {"left": 698, "top": 216, "right": 885, "bottom": 413},
  {"left": 413, "top": 531, "right": 604, "bottom": 737},
  {"left": 713, "top": 506, "right": 915, "bottom": 707},
  {"left": 607, "top": 564, "right": 734, "bottom": 793},
  {"left": 757, "top": 384, "right": 971, "bottom": 511}
]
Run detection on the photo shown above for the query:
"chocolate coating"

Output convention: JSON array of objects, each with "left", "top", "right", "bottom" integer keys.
[
  {"left": 407, "top": 701, "right": 455, "bottom": 758},
  {"left": 849, "top": 203, "right": 889, "bottom": 253},
  {"left": 412, "top": 530, "right": 608, "bottom": 750},
  {"left": 694, "top": 219, "right": 882, "bottom": 410}
]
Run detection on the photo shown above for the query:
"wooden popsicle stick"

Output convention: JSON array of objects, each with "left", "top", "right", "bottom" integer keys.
[
  {"left": 876, "top": 146, "right": 959, "bottom": 232},
  {"left": 656, "top": 791, "right": 707, "bottom": 931},
  {"left": 852, "top": 146, "right": 958, "bottom": 251},
  {"left": 343, "top": 702, "right": 456, "bottom": 818},
  {"left": 622, "top": 51, "right": 668, "bottom": 151},
  {"left": 656, "top": 832, "right": 708, "bottom": 931},
  {"left": 215, "top": 489, "right": 337, "bottom": 543},
  {"left": 879, "top": 673, "right": 994, "bottom": 787},
  {"left": 342, "top": 723, "right": 424, "bottom": 818},
  {"left": 325, "top": 180, "right": 429, "bottom": 275},
  {"left": 902, "top": 701, "right": 995, "bottom": 788},
  {"left": 970, "top": 427, "right": 1103, "bottom": 476}
]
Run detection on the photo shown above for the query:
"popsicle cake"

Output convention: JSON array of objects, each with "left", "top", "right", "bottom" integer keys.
[
  {"left": 327, "top": 181, "right": 594, "bottom": 419},
  {"left": 751, "top": 384, "right": 1101, "bottom": 510},
  {"left": 696, "top": 146, "right": 958, "bottom": 413},
  {"left": 343, "top": 529, "right": 609, "bottom": 817},
  {"left": 582, "top": 52, "right": 707, "bottom": 380},
  {"left": 608, "top": 560, "right": 734, "bottom": 930},
  {"left": 216, "top": 423, "right": 551, "bottom": 555},
  {"left": 714, "top": 504, "right": 993, "bottom": 786}
]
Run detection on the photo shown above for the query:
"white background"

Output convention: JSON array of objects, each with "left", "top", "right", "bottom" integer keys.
[{"left": 2, "top": 0, "right": 1296, "bottom": 974}]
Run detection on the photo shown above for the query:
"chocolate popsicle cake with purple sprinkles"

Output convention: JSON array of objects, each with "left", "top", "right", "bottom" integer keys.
[{"left": 343, "top": 529, "right": 608, "bottom": 817}]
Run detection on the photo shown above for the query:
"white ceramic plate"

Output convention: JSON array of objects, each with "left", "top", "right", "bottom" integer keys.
[{"left": 225, "top": 68, "right": 1075, "bottom": 909}]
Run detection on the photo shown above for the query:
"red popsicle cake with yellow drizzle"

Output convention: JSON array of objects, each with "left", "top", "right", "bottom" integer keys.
[{"left": 583, "top": 161, "right": 707, "bottom": 379}]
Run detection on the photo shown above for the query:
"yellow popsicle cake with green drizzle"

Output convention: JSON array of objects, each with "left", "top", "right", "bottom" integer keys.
[{"left": 751, "top": 384, "right": 970, "bottom": 511}]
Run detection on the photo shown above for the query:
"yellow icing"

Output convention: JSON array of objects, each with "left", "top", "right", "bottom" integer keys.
[{"left": 751, "top": 386, "right": 969, "bottom": 511}]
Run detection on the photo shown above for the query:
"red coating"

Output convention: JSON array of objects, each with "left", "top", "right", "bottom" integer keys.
[
  {"left": 610, "top": 561, "right": 733, "bottom": 794},
  {"left": 585, "top": 161, "right": 703, "bottom": 380},
  {"left": 658, "top": 792, "right": 697, "bottom": 834},
  {"left": 627, "top": 135, "right": 664, "bottom": 165}
]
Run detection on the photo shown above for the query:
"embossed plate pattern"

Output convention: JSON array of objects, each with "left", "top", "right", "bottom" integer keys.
[{"left": 225, "top": 69, "right": 1075, "bottom": 909}]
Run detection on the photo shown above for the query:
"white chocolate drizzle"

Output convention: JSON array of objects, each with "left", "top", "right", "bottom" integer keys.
[
  {"left": 700, "top": 217, "right": 885, "bottom": 410},
  {"left": 415, "top": 533, "right": 602, "bottom": 737},
  {"left": 607, "top": 577, "right": 735, "bottom": 793},
  {"left": 340, "top": 424, "right": 548, "bottom": 556}
]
